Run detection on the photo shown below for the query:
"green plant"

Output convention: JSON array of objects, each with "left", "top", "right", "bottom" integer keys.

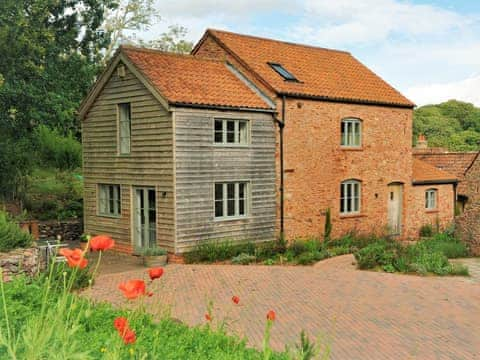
[
  {"left": 231, "top": 253, "right": 256, "bottom": 265},
  {"left": 324, "top": 208, "right": 332, "bottom": 242},
  {"left": 184, "top": 240, "right": 257, "bottom": 263},
  {"left": 419, "top": 224, "right": 434, "bottom": 237},
  {"left": 296, "top": 252, "right": 318, "bottom": 265},
  {"left": 0, "top": 211, "right": 33, "bottom": 251},
  {"left": 354, "top": 241, "right": 398, "bottom": 270},
  {"left": 421, "top": 233, "right": 468, "bottom": 258},
  {"left": 134, "top": 246, "right": 167, "bottom": 256}
]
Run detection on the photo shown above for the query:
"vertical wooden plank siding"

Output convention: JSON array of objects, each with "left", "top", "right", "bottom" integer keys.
[
  {"left": 173, "top": 108, "right": 277, "bottom": 253},
  {"left": 82, "top": 63, "right": 175, "bottom": 252}
]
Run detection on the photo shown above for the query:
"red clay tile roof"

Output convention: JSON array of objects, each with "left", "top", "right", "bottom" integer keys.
[
  {"left": 413, "top": 150, "right": 478, "bottom": 180},
  {"left": 412, "top": 158, "right": 458, "bottom": 185},
  {"left": 194, "top": 29, "right": 414, "bottom": 108},
  {"left": 121, "top": 46, "right": 273, "bottom": 110}
]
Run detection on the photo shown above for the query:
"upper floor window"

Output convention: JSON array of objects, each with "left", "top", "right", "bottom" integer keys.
[
  {"left": 340, "top": 180, "right": 361, "bottom": 215},
  {"left": 214, "top": 119, "right": 248, "bottom": 145},
  {"left": 98, "top": 184, "right": 121, "bottom": 217},
  {"left": 425, "top": 189, "right": 437, "bottom": 210},
  {"left": 118, "top": 103, "right": 131, "bottom": 154},
  {"left": 215, "top": 182, "right": 248, "bottom": 219},
  {"left": 341, "top": 118, "right": 362, "bottom": 147}
]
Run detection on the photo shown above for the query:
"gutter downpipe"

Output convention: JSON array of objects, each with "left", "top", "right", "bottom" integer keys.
[{"left": 274, "top": 95, "right": 286, "bottom": 239}]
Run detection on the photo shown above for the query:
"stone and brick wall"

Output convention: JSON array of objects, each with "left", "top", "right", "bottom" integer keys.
[
  {"left": 456, "top": 156, "right": 480, "bottom": 254},
  {"left": 0, "top": 247, "right": 40, "bottom": 282},
  {"left": 407, "top": 184, "right": 455, "bottom": 236},
  {"left": 38, "top": 219, "right": 83, "bottom": 241}
]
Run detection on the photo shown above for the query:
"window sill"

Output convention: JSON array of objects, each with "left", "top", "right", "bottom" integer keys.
[
  {"left": 214, "top": 216, "right": 250, "bottom": 222},
  {"left": 213, "top": 144, "right": 250, "bottom": 149},
  {"left": 426, "top": 209, "right": 439, "bottom": 214},
  {"left": 339, "top": 213, "right": 366, "bottom": 219},
  {"left": 340, "top": 146, "right": 363, "bottom": 151},
  {"left": 97, "top": 214, "right": 122, "bottom": 219}
]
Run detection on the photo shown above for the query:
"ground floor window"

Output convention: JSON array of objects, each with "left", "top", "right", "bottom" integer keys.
[
  {"left": 98, "top": 184, "right": 121, "bottom": 217},
  {"left": 215, "top": 182, "right": 248, "bottom": 219},
  {"left": 425, "top": 189, "right": 437, "bottom": 210},
  {"left": 340, "top": 180, "right": 361, "bottom": 214}
]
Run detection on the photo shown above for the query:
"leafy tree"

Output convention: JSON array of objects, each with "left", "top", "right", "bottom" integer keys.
[
  {"left": 103, "top": 0, "right": 160, "bottom": 60},
  {"left": 0, "top": 0, "right": 116, "bottom": 137},
  {"left": 413, "top": 100, "right": 480, "bottom": 151},
  {"left": 141, "top": 25, "right": 194, "bottom": 54}
]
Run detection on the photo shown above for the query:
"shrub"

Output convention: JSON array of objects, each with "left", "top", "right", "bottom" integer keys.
[
  {"left": 324, "top": 208, "right": 332, "bottom": 242},
  {"left": 184, "top": 240, "right": 256, "bottom": 263},
  {"left": 34, "top": 125, "right": 82, "bottom": 170},
  {"left": 296, "top": 252, "right": 318, "bottom": 265},
  {"left": 231, "top": 253, "right": 256, "bottom": 265},
  {"left": 421, "top": 233, "right": 468, "bottom": 259},
  {"left": 0, "top": 211, "right": 33, "bottom": 251},
  {"left": 289, "top": 240, "right": 309, "bottom": 257},
  {"left": 419, "top": 224, "right": 434, "bottom": 237},
  {"left": 354, "top": 241, "right": 398, "bottom": 270}
]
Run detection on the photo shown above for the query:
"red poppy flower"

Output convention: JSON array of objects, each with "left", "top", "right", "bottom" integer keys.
[
  {"left": 90, "top": 235, "right": 115, "bottom": 251},
  {"left": 205, "top": 313, "right": 212, "bottom": 322},
  {"left": 266, "top": 310, "right": 276, "bottom": 321},
  {"left": 118, "top": 280, "right": 147, "bottom": 300},
  {"left": 148, "top": 267, "right": 164, "bottom": 280},
  {"left": 59, "top": 248, "right": 88, "bottom": 269},
  {"left": 113, "top": 317, "right": 128, "bottom": 334},
  {"left": 122, "top": 328, "right": 136, "bottom": 344},
  {"left": 232, "top": 295, "right": 240, "bottom": 305}
]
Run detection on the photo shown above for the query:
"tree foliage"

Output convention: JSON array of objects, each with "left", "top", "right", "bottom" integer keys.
[
  {"left": 141, "top": 25, "right": 194, "bottom": 54},
  {"left": 413, "top": 100, "right": 480, "bottom": 151}
]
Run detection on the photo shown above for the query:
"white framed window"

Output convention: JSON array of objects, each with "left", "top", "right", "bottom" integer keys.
[
  {"left": 340, "top": 180, "right": 361, "bottom": 214},
  {"left": 341, "top": 118, "right": 362, "bottom": 147},
  {"left": 98, "top": 184, "right": 121, "bottom": 217},
  {"left": 425, "top": 189, "right": 437, "bottom": 210},
  {"left": 118, "top": 103, "right": 131, "bottom": 154},
  {"left": 214, "top": 119, "right": 249, "bottom": 145},
  {"left": 214, "top": 182, "right": 248, "bottom": 219}
]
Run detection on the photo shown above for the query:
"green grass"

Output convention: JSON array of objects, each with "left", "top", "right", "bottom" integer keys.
[{"left": 0, "top": 275, "right": 289, "bottom": 359}]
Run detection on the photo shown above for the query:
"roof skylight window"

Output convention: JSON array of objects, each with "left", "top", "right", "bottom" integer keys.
[{"left": 268, "top": 62, "right": 298, "bottom": 81}]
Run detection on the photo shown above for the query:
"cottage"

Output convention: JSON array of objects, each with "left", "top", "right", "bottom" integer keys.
[
  {"left": 413, "top": 139, "right": 480, "bottom": 253},
  {"left": 79, "top": 29, "right": 458, "bottom": 256}
]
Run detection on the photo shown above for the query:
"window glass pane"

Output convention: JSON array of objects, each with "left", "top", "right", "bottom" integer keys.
[
  {"left": 215, "top": 201, "right": 223, "bottom": 217},
  {"left": 119, "top": 103, "right": 131, "bottom": 154},
  {"left": 226, "top": 121, "right": 235, "bottom": 143},
  {"left": 239, "top": 199, "right": 245, "bottom": 215},
  {"left": 214, "top": 120, "right": 223, "bottom": 143},
  {"left": 239, "top": 121, "right": 247, "bottom": 144},
  {"left": 214, "top": 120, "right": 223, "bottom": 131},
  {"left": 354, "top": 122, "right": 361, "bottom": 146},
  {"left": 120, "top": 138, "right": 130, "bottom": 154},
  {"left": 341, "top": 122, "right": 346, "bottom": 145},
  {"left": 227, "top": 183, "right": 235, "bottom": 216},
  {"left": 239, "top": 183, "right": 245, "bottom": 199},
  {"left": 215, "top": 184, "right": 223, "bottom": 201}
]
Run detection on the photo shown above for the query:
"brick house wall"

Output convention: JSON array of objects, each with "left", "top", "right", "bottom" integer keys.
[
  {"left": 456, "top": 156, "right": 480, "bottom": 254},
  {"left": 408, "top": 184, "right": 455, "bottom": 235},
  {"left": 193, "top": 34, "right": 456, "bottom": 241}
]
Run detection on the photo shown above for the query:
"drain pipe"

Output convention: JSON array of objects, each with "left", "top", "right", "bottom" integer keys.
[{"left": 274, "top": 95, "right": 286, "bottom": 238}]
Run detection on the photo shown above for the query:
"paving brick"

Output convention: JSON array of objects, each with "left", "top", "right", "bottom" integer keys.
[{"left": 87, "top": 254, "right": 480, "bottom": 359}]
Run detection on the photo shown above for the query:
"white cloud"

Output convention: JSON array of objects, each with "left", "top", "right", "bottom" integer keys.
[
  {"left": 293, "top": 0, "right": 468, "bottom": 46},
  {"left": 406, "top": 74, "right": 480, "bottom": 107}
]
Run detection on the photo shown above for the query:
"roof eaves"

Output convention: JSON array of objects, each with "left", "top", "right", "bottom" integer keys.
[
  {"left": 171, "top": 101, "right": 275, "bottom": 113},
  {"left": 278, "top": 92, "right": 415, "bottom": 109},
  {"left": 412, "top": 179, "right": 458, "bottom": 186}
]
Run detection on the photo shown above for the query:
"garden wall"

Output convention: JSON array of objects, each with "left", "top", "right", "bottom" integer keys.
[
  {"left": 37, "top": 219, "right": 83, "bottom": 241},
  {"left": 456, "top": 155, "right": 480, "bottom": 255},
  {"left": 0, "top": 247, "right": 40, "bottom": 282}
]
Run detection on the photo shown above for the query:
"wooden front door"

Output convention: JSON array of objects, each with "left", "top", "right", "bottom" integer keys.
[
  {"left": 134, "top": 187, "right": 156, "bottom": 249},
  {"left": 387, "top": 184, "right": 403, "bottom": 235}
]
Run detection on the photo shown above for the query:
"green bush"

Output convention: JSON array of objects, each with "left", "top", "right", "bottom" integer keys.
[
  {"left": 354, "top": 241, "right": 399, "bottom": 270},
  {"left": 231, "top": 253, "right": 256, "bottom": 265},
  {"left": 296, "top": 252, "right": 318, "bottom": 265},
  {"left": 0, "top": 211, "right": 33, "bottom": 251},
  {"left": 421, "top": 233, "right": 468, "bottom": 258},
  {"left": 419, "top": 224, "right": 434, "bottom": 237},
  {"left": 35, "top": 125, "right": 82, "bottom": 170},
  {"left": 184, "top": 240, "right": 256, "bottom": 263}
]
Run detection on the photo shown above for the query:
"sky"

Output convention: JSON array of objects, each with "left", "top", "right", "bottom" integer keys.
[{"left": 138, "top": 0, "right": 480, "bottom": 107}]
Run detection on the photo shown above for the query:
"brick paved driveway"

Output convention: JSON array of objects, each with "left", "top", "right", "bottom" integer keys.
[{"left": 88, "top": 255, "right": 480, "bottom": 359}]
